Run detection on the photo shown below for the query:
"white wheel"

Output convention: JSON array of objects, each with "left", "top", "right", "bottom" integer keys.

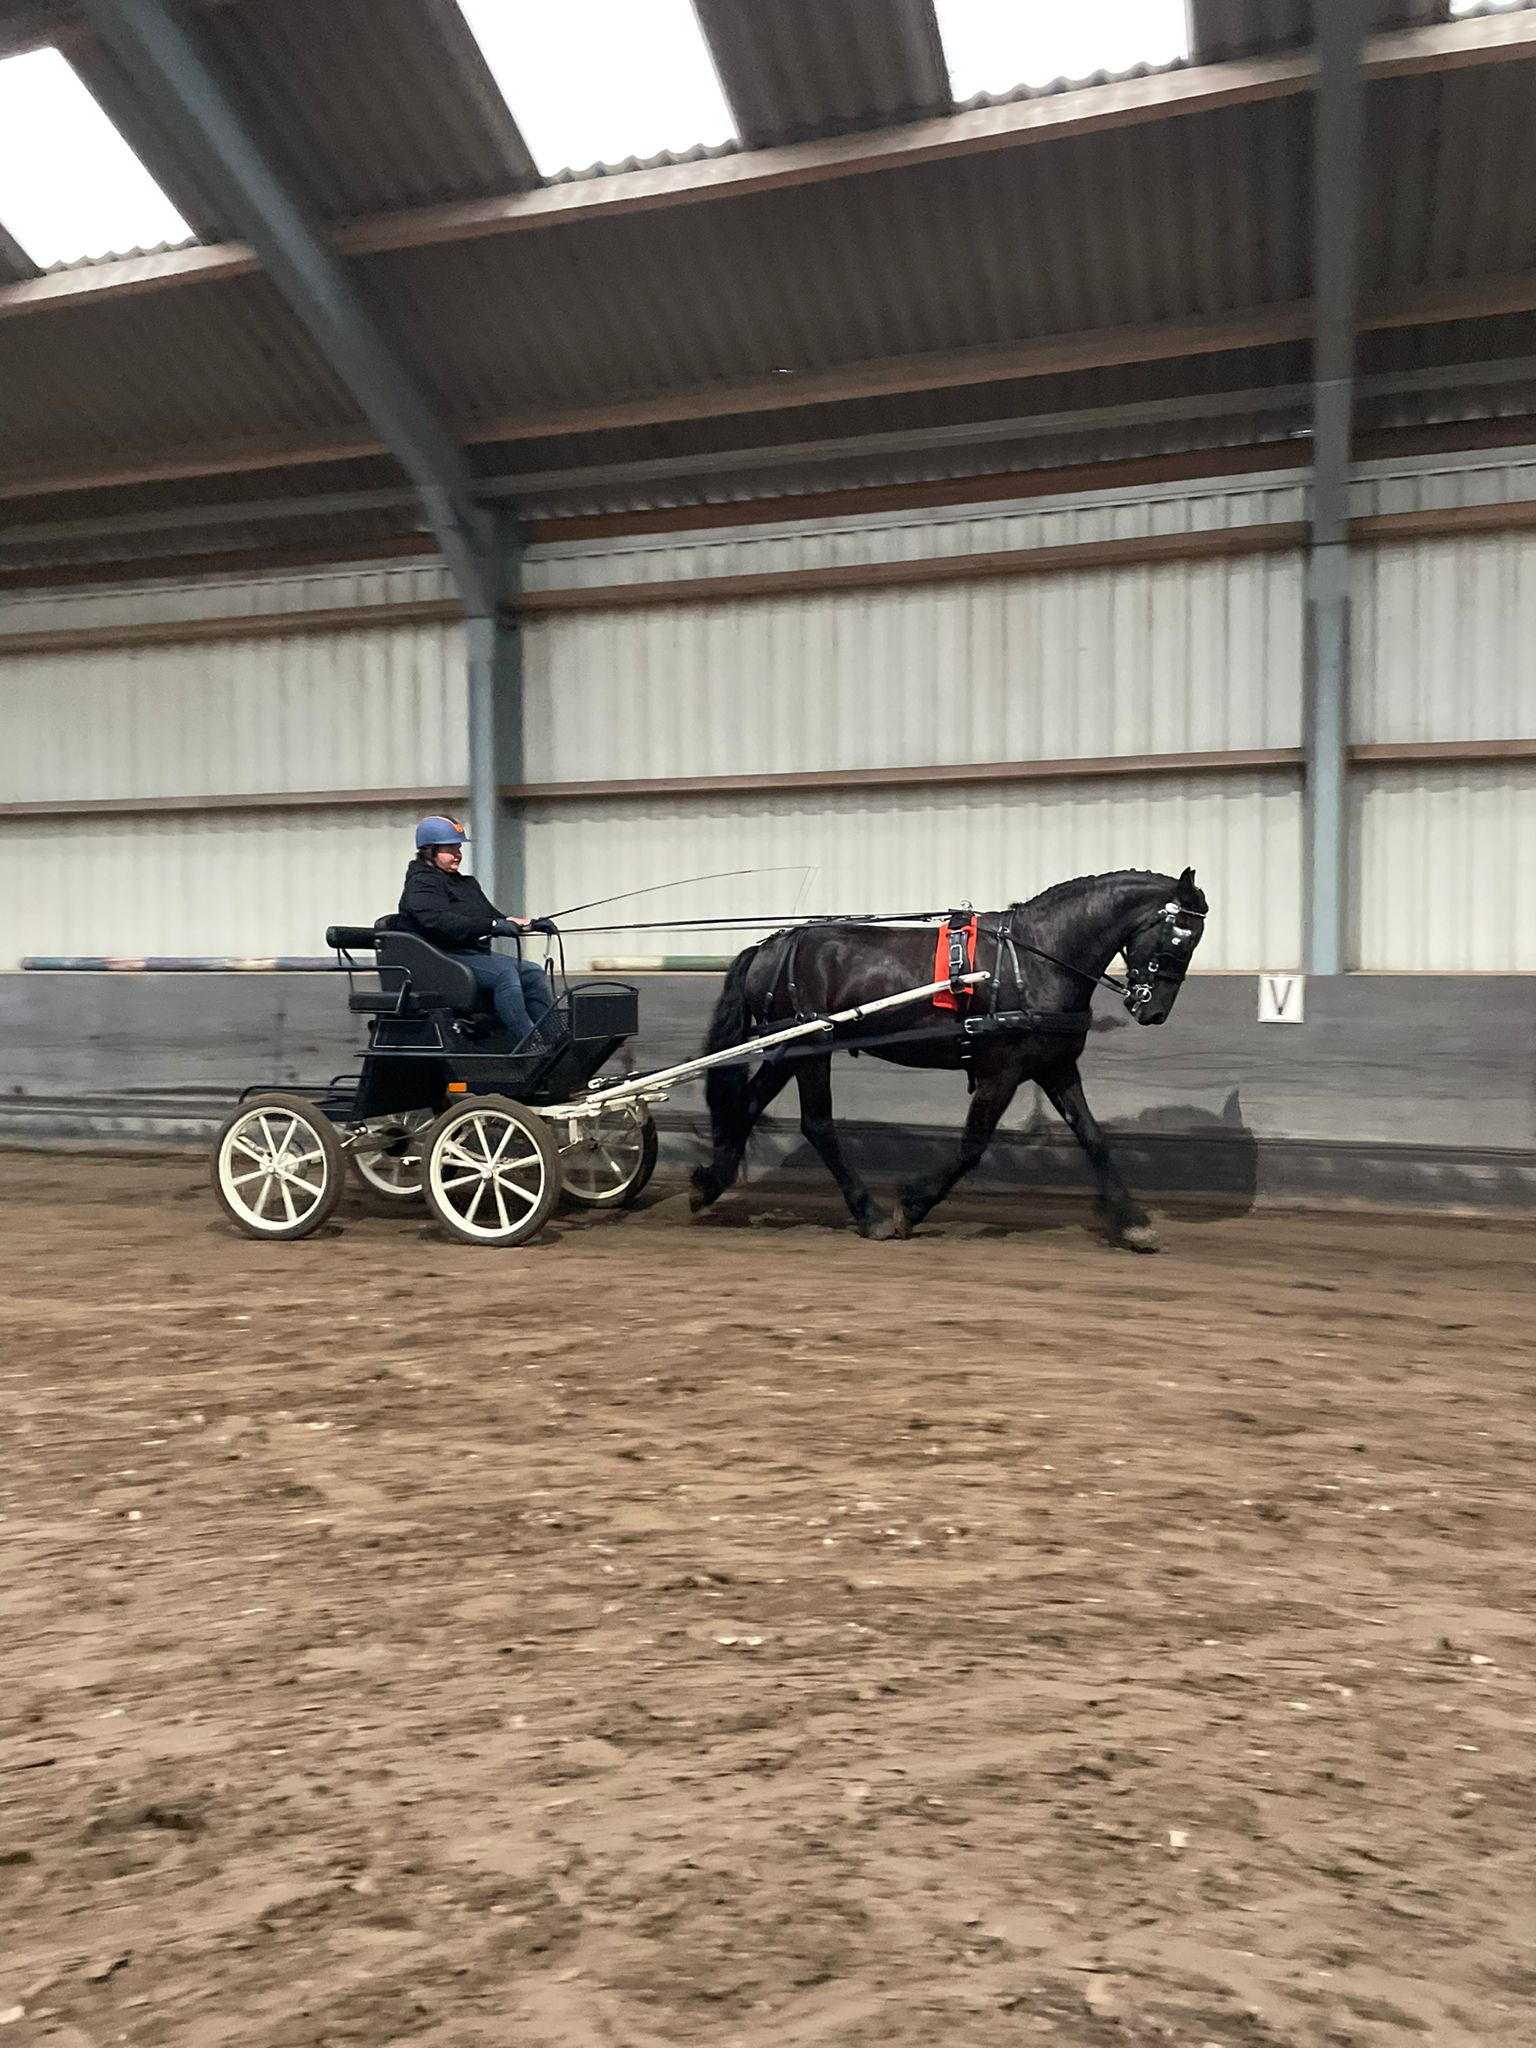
[
  {"left": 424, "top": 1095, "right": 561, "bottom": 1248},
  {"left": 560, "top": 1104, "right": 659, "bottom": 1209},
  {"left": 348, "top": 1111, "right": 431, "bottom": 1208},
  {"left": 212, "top": 1092, "right": 343, "bottom": 1241}
]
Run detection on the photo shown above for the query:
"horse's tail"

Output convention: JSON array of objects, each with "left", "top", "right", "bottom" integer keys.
[
  {"left": 701, "top": 940, "right": 759, "bottom": 1105},
  {"left": 692, "top": 943, "right": 767, "bottom": 1207}
]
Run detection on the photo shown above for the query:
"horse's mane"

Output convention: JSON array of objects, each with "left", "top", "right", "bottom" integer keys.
[{"left": 1013, "top": 868, "right": 1180, "bottom": 916}]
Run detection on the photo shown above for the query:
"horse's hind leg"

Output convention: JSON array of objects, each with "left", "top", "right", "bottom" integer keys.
[
  {"left": 895, "top": 1065, "right": 1018, "bottom": 1235},
  {"left": 690, "top": 1059, "right": 794, "bottom": 1211},
  {"left": 1040, "top": 1062, "right": 1158, "bottom": 1251},
  {"left": 795, "top": 1056, "right": 894, "bottom": 1239}
]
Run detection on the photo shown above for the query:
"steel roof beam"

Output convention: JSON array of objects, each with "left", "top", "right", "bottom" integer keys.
[
  {"left": 9, "top": 270, "right": 1536, "bottom": 504},
  {"left": 3, "top": 9, "right": 1534, "bottom": 321},
  {"left": 75, "top": 0, "right": 498, "bottom": 615},
  {"left": 9, "top": 347, "right": 1536, "bottom": 557},
  {"left": 10, "top": 350, "right": 1536, "bottom": 565}
]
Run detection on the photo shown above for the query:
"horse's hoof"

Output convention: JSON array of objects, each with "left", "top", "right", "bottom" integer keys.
[
  {"left": 861, "top": 1215, "right": 899, "bottom": 1241},
  {"left": 1116, "top": 1222, "right": 1162, "bottom": 1253},
  {"left": 891, "top": 1206, "right": 917, "bottom": 1239},
  {"left": 688, "top": 1176, "right": 718, "bottom": 1215}
]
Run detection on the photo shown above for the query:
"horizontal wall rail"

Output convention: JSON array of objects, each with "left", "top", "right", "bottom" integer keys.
[
  {"left": 0, "top": 597, "right": 462, "bottom": 659},
  {"left": 1, "top": 742, "right": 1530, "bottom": 823}
]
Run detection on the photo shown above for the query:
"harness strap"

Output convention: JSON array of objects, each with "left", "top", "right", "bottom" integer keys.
[
  {"left": 963, "top": 1009, "right": 1088, "bottom": 1038},
  {"left": 933, "top": 910, "right": 978, "bottom": 1011}
]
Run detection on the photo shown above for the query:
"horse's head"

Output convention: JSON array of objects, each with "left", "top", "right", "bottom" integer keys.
[{"left": 1121, "top": 868, "right": 1208, "bottom": 1025}]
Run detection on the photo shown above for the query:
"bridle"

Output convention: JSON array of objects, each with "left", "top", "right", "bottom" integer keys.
[
  {"left": 1119, "top": 901, "right": 1208, "bottom": 1015},
  {"left": 1003, "top": 900, "right": 1208, "bottom": 1014}
]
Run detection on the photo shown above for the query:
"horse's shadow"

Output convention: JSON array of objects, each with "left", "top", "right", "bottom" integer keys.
[{"left": 732, "top": 1084, "right": 1259, "bottom": 1228}]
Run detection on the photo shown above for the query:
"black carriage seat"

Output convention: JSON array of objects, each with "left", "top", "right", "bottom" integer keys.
[{"left": 325, "top": 923, "right": 499, "bottom": 1023}]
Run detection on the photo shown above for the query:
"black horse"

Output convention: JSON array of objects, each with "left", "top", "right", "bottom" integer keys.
[{"left": 689, "top": 867, "right": 1208, "bottom": 1248}]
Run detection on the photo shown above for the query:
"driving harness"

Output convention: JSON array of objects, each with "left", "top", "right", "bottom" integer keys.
[{"left": 765, "top": 898, "right": 1197, "bottom": 1076}]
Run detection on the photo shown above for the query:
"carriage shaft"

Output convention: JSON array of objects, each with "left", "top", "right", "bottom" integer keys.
[{"left": 546, "top": 971, "right": 990, "bottom": 1120}]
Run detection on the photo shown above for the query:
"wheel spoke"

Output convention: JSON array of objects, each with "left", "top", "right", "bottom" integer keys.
[
  {"left": 440, "top": 1140, "right": 483, "bottom": 1172},
  {"left": 279, "top": 1180, "right": 297, "bottom": 1225},
  {"left": 495, "top": 1147, "right": 540, "bottom": 1173},
  {"left": 439, "top": 1170, "right": 482, "bottom": 1192},
  {"left": 466, "top": 1180, "right": 487, "bottom": 1224},
  {"left": 229, "top": 1167, "right": 268, "bottom": 1187},
  {"left": 260, "top": 1114, "right": 295, "bottom": 1167},
  {"left": 494, "top": 1172, "right": 540, "bottom": 1211},
  {"left": 284, "top": 1174, "right": 323, "bottom": 1200},
  {"left": 492, "top": 1182, "right": 511, "bottom": 1234},
  {"left": 230, "top": 1133, "right": 265, "bottom": 1164}
]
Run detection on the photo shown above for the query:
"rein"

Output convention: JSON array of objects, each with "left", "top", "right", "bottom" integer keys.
[{"left": 558, "top": 892, "right": 1207, "bottom": 1036}]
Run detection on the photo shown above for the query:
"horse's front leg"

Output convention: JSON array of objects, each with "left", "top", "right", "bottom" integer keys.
[
  {"left": 895, "top": 1064, "right": 1019, "bottom": 1236},
  {"left": 794, "top": 1056, "right": 893, "bottom": 1239},
  {"left": 1039, "top": 1062, "right": 1159, "bottom": 1252}
]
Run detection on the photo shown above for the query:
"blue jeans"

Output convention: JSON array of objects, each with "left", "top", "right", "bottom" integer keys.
[{"left": 468, "top": 952, "right": 557, "bottom": 1041}]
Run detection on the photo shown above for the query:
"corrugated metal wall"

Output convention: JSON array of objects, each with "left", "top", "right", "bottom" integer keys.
[
  {"left": 0, "top": 624, "right": 467, "bottom": 803},
  {"left": 3, "top": 805, "right": 426, "bottom": 963},
  {"left": 1351, "top": 504, "right": 1536, "bottom": 968},
  {"left": 522, "top": 473, "right": 1309, "bottom": 594},
  {"left": 1353, "top": 765, "right": 1536, "bottom": 973},
  {"left": 520, "top": 472, "right": 1308, "bottom": 971},
  {"left": 0, "top": 562, "right": 466, "bottom": 964},
  {"left": 525, "top": 777, "right": 1302, "bottom": 972},
  {"left": 1, "top": 453, "right": 1531, "bottom": 971},
  {"left": 525, "top": 556, "right": 1303, "bottom": 783},
  {"left": 1352, "top": 533, "right": 1536, "bottom": 746}
]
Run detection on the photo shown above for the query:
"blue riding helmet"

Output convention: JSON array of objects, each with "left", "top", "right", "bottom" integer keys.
[{"left": 414, "top": 815, "right": 469, "bottom": 849}]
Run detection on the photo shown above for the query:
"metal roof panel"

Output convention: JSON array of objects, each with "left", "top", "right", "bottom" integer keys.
[
  {"left": 0, "top": 273, "right": 367, "bottom": 478},
  {"left": 695, "top": 0, "right": 950, "bottom": 148}
]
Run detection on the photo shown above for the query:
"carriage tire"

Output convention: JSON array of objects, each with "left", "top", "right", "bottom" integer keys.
[
  {"left": 423, "top": 1095, "right": 561, "bottom": 1248},
  {"left": 346, "top": 1111, "right": 431, "bottom": 1211},
  {"left": 212, "top": 1092, "right": 345, "bottom": 1242},
  {"left": 559, "top": 1104, "right": 659, "bottom": 1211}
]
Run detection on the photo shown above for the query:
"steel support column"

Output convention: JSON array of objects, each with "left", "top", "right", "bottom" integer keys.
[
  {"left": 1304, "top": 0, "right": 1367, "bottom": 975},
  {"left": 464, "top": 511, "right": 525, "bottom": 915}
]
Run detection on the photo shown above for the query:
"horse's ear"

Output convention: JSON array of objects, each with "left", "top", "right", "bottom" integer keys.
[{"left": 1176, "top": 866, "right": 1207, "bottom": 911}]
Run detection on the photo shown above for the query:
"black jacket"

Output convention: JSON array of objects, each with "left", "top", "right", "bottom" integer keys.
[{"left": 397, "top": 860, "right": 501, "bottom": 953}]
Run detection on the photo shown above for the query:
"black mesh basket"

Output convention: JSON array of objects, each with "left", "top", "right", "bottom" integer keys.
[{"left": 566, "top": 981, "right": 640, "bottom": 1044}]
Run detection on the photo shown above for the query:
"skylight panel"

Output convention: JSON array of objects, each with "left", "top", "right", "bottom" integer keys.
[
  {"left": 456, "top": 0, "right": 736, "bottom": 177},
  {"left": 935, "top": 0, "right": 1189, "bottom": 99},
  {"left": 0, "top": 46, "right": 192, "bottom": 268}
]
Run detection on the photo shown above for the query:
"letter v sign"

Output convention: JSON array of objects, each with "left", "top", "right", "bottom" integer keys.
[{"left": 1258, "top": 973, "right": 1305, "bottom": 1024}]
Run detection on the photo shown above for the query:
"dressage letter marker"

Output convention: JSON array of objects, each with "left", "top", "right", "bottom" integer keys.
[{"left": 1258, "top": 973, "right": 1305, "bottom": 1024}]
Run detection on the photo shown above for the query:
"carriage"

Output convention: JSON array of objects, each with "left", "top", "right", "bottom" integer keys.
[
  {"left": 211, "top": 921, "right": 659, "bottom": 1249},
  {"left": 211, "top": 918, "right": 985, "bottom": 1250}
]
